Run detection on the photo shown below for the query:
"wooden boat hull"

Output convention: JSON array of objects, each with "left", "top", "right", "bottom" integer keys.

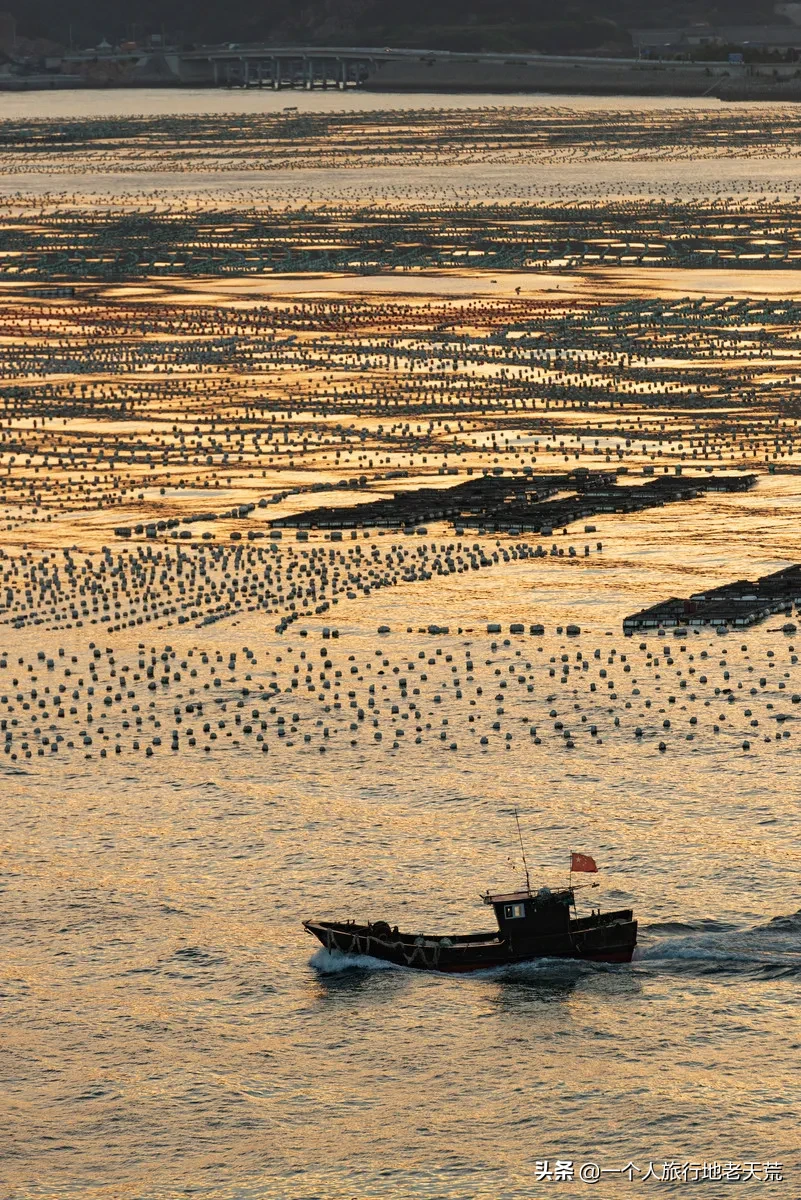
[{"left": 304, "top": 913, "right": 637, "bottom": 973}]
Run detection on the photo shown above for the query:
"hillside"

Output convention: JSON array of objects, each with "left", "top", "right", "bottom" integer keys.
[{"left": 17, "top": 0, "right": 785, "bottom": 56}]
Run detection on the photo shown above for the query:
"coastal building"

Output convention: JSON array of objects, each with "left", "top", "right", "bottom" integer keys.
[{"left": 631, "top": 24, "right": 801, "bottom": 56}]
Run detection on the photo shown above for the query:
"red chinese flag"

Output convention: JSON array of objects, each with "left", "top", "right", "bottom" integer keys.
[{"left": 571, "top": 852, "right": 598, "bottom": 874}]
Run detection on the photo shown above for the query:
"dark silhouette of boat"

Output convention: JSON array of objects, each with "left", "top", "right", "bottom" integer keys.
[{"left": 303, "top": 884, "right": 637, "bottom": 973}]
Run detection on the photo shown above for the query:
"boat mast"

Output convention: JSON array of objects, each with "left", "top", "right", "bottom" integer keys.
[{"left": 513, "top": 807, "right": 532, "bottom": 895}]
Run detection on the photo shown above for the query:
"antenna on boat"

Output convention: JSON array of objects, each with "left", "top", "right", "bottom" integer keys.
[{"left": 513, "top": 807, "right": 532, "bottom": 895}]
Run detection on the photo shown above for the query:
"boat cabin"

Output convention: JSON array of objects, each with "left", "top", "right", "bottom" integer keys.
[{"left": 484, "top": 886, "right": 574, "bottom": 946}]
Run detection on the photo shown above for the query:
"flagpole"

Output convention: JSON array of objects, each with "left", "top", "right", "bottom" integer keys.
[{"left": 514, "top": 808, "right": 531, "bottom": 895}]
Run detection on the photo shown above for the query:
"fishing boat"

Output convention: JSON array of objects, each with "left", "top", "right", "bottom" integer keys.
[{"left": 304, "top": 849, "right": 637, "bottom": 973}]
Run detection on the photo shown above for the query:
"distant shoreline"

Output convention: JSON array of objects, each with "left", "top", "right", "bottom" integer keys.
[
  {"left": 4, "top": 78, "right": 801, "bottom": 101},
  {"left": 6, "top": 48, "right": 801, "bottom": 102}
]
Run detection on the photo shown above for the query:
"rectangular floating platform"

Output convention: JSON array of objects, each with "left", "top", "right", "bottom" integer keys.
[
  {"left": 269, "top": 471, "right": 756, "bottom": 535},
  {"left": 623, "top": 565, "right": 801, "bottom": 632}
]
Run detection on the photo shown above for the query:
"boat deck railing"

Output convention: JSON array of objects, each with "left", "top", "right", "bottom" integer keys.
[{"left": 571, "top": 908, "right": 633, "bottom": 932}]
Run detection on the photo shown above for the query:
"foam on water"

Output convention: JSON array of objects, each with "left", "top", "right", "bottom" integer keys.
[
  {"left": 635, "top": 908, "right": 801, "bottom": 976},
  {"left": 309, "top": 947, "right": 401, "bottom": 973},
  {"left": 311, "top": 945, "right": 608, "bottom": 980}
]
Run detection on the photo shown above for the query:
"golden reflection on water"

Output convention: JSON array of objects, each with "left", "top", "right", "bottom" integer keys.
[{"left": 2, "top": 93, "right": 801, "bottom": 1200}]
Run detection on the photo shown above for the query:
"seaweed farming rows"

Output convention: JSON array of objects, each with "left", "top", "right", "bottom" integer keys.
[
  {"left": 1, "top": 293, "right": 801, "bottom": 527},
  {"left": 2, "top": 102, "right": 801, "bottom": 758},
  {"left": 5, "top": 107, "right": 801, "bottom": 175},
  {"left": 7, "top": 200, "right": 801, "bottom": 278}
]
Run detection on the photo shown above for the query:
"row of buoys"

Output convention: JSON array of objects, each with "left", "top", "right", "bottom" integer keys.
[
  {"left": 0, "top": 625, "right": 796, "bottom": 761},
  {"left": 1, "top": 106, "right": 798, "bottom": 788},
  {"left": 0, "top": 535, "right": 591, "bottom": 635},
  {"left": 7, "top": 106, "right": 801, "bottom": 189},
  {"left": 0, "top": 289, "right": 796, "bottom": 539},
  {"left": 11, "top": 188, "right": 801, "bottom": 276},
  {"left": 0, "top": 272, "right": 795, "bottom": 776}
]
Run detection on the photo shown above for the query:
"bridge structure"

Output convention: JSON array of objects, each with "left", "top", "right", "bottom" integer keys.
[
  {"left": 174, "top": 45, "right": 769, "bottom": 94},
  {"left": 178, "top": 45, "right": 387, "bottom": 88},
  {"left": 52, "top": 44, "right": 794, "bottom": 99}
]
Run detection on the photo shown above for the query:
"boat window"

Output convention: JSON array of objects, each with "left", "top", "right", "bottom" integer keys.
[{"left": 504, "top": 903, "right": 525, "bottom": 919}]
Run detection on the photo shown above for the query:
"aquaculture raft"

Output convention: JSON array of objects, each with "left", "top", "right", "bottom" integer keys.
[{"left": 304, "top": 884, "right": 637, "bottom": 972}]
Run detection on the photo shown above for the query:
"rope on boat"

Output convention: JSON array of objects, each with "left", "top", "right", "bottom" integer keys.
[
  {"left": 329, "top": 927, "right": 444, "bottom": 969},
  {"left": 567, "top": 927, "right": 584, "bottom": 956},
  {"left": 402, "top": 939, "right": 441, "bottom": 968}
]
